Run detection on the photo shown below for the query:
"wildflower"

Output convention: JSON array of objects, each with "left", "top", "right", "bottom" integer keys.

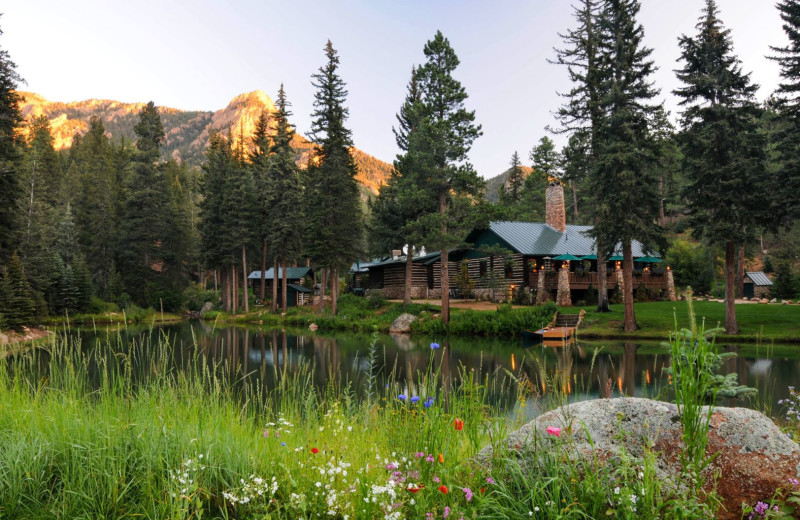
[
  {"left": 463, "top": 487, "right": 474, "bottom": 501},
  {"left": 546, "top": 426, "right": 561, "bottom": 437},
  {"left": 438, "top": 453, "right": 444, "bottom": 464},
  {"left": 454, "top": 418, "right": 464, "bottom": 431},
  {"left": 443, "top": 506, "right": 451, "bottom": 518},
  {"left": 790, "top": 478, "right": 799, "bottom": 486},
  {"left": 424, "top": 397, "right": 435, "bottom": 408},
  {"left": 430, "top": 342, "right": 440, "bottom": 349},
  {"left": 411, "top": 396, "right": 420, "bottom": 404},
  {"left": 614, "top": 487, "right": 620, "bottom": 495},
  {"left": 311, "top": 447, "right": 319, "bottom": 454},
  {"left": 281, "top": 442, "right": 286, "bottom": 447},
  {"left": 398, "top": 394, "right": 407, "bottom": 401},
  {"left": 438, "top": 485, "right": 448, "bottom": 494},
  {"left": 407, "top": 483, "right": 424, "bottom": 493},
  {"left": 415, "top": 452, "right": 425, "bottom": 458},
  {"left": 480, "top": 487, "right": 485, "bottom": 494},
  {"left": 433, "top": 475, "right": 440, "bottom": 483},
  {"left": 486, "top": 477, "right": 495, "bottom": 484},
  {"left": 426, "top": 454, "right": 434, "bottom": 463},
  {"left": 263, "top": 429, "right": 269, "bottom": 438}
]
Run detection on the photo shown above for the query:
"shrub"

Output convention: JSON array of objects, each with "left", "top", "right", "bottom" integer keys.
[
  {"left": 183, "top": 284, "right": 218, "bottom": 312},
  {"left": 88, "top": 296, "right": 120, "bottom": 314},
  {"left": 366, "top": 291, "right": 385, "bottom": 309}
]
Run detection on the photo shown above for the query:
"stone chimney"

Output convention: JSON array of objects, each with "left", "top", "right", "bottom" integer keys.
[{"left": 546, "top": 180, "right": 566, "bottom": 233}]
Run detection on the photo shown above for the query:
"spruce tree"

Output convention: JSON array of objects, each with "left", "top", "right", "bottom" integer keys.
[
  {"left": 413, "top": 31, "right": 483, "bottom": 324},
  {"left": 590, "top": 0, "right": 663, "bottom": 332},
  {"left": 675, "top": 0, "right": 768, "bottom": 334},
  {"left": 267, "top": 84, "right": 303, "bottom": 312},
  {"left": 370, "top": 66, "right": 437, "bottom": 306},
  {"left": 503, "top": 151, "right": 525, "bottom": 206},
  {"left": 770, "top": 0, "right": 800, "bottom": 218},
  {"left": 305, "top": 41, "right": 364, "bottom": 315},
  {"left": 119, "top": 102, "right": 173, "bottom": 306},
  {"left": 0, "top": 20, "right": 23, "bottom": 262},
  {"left": 551, "top": 0, "right": 612, "bottom": 312},
  {"left": 0, "top": 252, "right": 36, "bottom": 330}
]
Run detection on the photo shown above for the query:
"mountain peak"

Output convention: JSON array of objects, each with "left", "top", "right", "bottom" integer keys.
[{"left": 225, "top": 90, "right": 276, "bottom": 112}]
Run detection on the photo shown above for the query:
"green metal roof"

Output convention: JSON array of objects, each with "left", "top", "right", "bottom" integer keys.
[
  {"left": 369, "top": 251, "right": 441, "bottom": 268},
  {"left": 745, "top": 271, "right": 773, "bottom": 286},
  {"left": 484, "top": 222, "right": 654, "bottom": 257},
  {"left": 248, "top": 267, "right": 312, "bottom": 280},
  {"left": 288, "top": 283, "right": 314, "bottom": 293}
]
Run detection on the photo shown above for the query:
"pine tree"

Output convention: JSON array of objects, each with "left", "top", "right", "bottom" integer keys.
[
  {"left": 590, "top": 0, "right": 663, "bottom": 332},
  {"left": 0, "top": 20, "right": 23, "bottom": 262},
  {"left": 770, "top": 0, "right": 800, "bottom": 219},
  {"left": 561, "top": 130, "right": 591, "bottom": 223},
  {"left": 250, "top": 110, "right": 272, "bottom": 303},
  {"left": 412, "top": 31, "right": 483, "bottom": 324},
  {"left": 0, "top": 252, "right": 36, "bottom": 330},
  {"left": 305, "top": 41, "right": 364, "bottom": 315},
  {"left": 550, "top": 0, "right": 612, "bottom": 312},
  {"left": 267, "top": 85, "right": 303, "bottom": 313},
  {"left": 675, "top": 0, "right": 768, "bottom": 334},
  {"left": 118, "top": 102, "right": 174, "bottom": 306},
  {"left": 370, "top": 66, "right": 437, "bottom": 306}
]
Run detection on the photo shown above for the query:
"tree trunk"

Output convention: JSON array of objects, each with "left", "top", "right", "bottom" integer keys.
[
  {"left": 231, "top": 264, "right": 238, "bottom": 314},
  {"left": 622, "top": 241, "right": 637, "bottom": 332},
  {"left": 221, "top": 269, "right": 228, "bottom": 312},
  {"left": 281, "top": 257, "right": 288, "bottom": 312},
  {"left": 596, "top": 239, "right": 610, "bottom": 312},
  {"left": 737, "top": 243, "right": 745, "bottom": 298},
  {"left": 214, "top": 269, "right": 218, "bottom": 292},
  {"left": 331, "top": 268, "right": 338, "bottom": 315},
  {"left": 272, "top": 257, "right": 279, "bottom": 313},
  {"left": 260, "top": 238, "right": 267, "bottom": 301},
  {"left": 439, "top": 191, "right": 450, "bottom": 324},
  {"left": 242, "top": 245, "right": 249, "bottom": 313},
  {"left": 404, "top": 244, "right": 413, "bottom": 307},
  {"left": 572, "top": 185, "right": 579, "bottom": 222},
  {"left": 658, "top": 175, "right": 666, "bottom": 227},
  {"left": 318, "top": 267, "right": 327, "bottom": 313},
  {"left": 725, "top": 239, "right": 739, "bottom": 334}
]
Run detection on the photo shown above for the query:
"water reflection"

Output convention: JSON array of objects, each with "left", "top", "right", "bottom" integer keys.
[{"left": 70, "top": 322, "right": 797, "bottom": 418}]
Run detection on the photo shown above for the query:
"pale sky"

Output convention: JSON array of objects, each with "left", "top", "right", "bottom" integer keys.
[{"left": 2, "top": 0, "right": 785, "bottom": 178}]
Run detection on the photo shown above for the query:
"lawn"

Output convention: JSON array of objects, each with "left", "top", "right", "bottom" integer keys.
[{"left": 572, "top": 300, "right": 800, "bottom": 343}]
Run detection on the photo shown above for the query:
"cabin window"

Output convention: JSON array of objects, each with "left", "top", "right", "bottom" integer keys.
[
  {"left": 504, "top": 258, "right": 514, "bottom": 279},
  {"left": 479, "top": 259, "right": 488, "bottom": 278}
]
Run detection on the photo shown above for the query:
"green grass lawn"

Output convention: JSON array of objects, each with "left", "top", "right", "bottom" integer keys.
[{"left": 572, "top": 300, "right": 800, "bottom": 343}]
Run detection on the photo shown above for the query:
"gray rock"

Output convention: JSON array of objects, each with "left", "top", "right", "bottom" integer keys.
[
  {"left": 389, "top": 313, "right": 417, "bottom": 333},
  {"left": 199, "top": 301, "right": 214, "bottom": 316},
  {"left": 478, "top": 398, "right": 800, "bottom": 520},
  {"left": 770, "top": 298, "right": 778, "bottom": 303}
]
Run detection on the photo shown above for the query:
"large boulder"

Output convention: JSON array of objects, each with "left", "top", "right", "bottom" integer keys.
[
  {"left": 479, "top": 398, "right": 800, "bottom": 520},
  {"left": 199, "top": 301, "right": 214, "bottom": 317},
  {"left": 389, "top": 313, "right": 417, "bottom": 333}
]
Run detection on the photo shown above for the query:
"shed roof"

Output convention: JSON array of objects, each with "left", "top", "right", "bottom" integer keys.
[
  {"left": 248, "top": 267, "right": 312, "bottom": 280},
  {"left": 479, "top": 221, "right": 654, "bottom": 257},
  {"left": 287, "top": 283, "right": 314, "bottom": 293},
  {"left": 745, "top": 271, "right": 773, "bottom": 286}
]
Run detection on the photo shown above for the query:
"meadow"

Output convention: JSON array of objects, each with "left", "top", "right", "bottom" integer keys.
[{"left": 1, "top": 312, "right": 798, "bottom": 519}]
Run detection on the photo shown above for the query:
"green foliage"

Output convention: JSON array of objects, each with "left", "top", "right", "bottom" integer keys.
[
  {"left": 763, "top": 255, "right": 775, "bottom": 274},
  {"left": 0, "top": 252, "right": 36, "bottom": 330},
  {"left": 665, "top": 238, "right": 716, "bottom": 295},
  {"left": 412, "top": 301, "right": 557, "bottom": 336},
  {"left": 772, "top": 262, "right": 798, "bottom": 299},
  {"left": 454, "top": 260, "right": 475, "bottom": 299},
  {"left": 183, "top": 283, "right": 218, "bottom": 312},
  {"left": 0, "top": 20, "right": 24, "bottom": 260}
]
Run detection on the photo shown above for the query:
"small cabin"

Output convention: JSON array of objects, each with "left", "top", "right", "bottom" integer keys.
[
  {"left": 248, "top": 267, "right": 313, "bottom": 306},
  {"left": 743, "top": 271, "right": 772, "bottom": 299}
]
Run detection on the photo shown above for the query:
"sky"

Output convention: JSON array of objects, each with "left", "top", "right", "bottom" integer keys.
[{"left": 2, "top": 0, "right": 786, "bottom": 178}]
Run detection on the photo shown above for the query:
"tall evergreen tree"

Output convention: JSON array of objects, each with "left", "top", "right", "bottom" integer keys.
[
  {"left": 370, "top": 66, "right": 437, "bottom": 306},
  {"left": 305, "top": 41, "right": 363, "bottom": 315},
  {"left": 250, "top": 110, "right": 272, "bottom": 303},
  {"left": 500, "top": 151, "right": 525, "bottom": 206},
  {"left": 0, "top": 251, "right": 36, "bottom": 330},
  {"left": 770, "top": 0, "right": 800, "bottom": 218},
  {"left": 118, "top": 102, "right": 174, "bottom": 306},
  {"left": 413, "top": 31, "right": 484, "bottom": 324},
  {"left": 267, "top": 84, "right": 303, "bottom": 312},
  {"left": 550, "top": 0, "right": 612, "bottom": 312},
  {"left": 590, "top": 0, "right": 663, "bottom": 332},
  {"left": 561, "top": 130, "right": 591, "bottom": 223},
  {"left": 0, "top": 20, "right": 23, "bottom": 262},
  {"left": 675, "top": 0, "right": 767, "bottom": 334}
]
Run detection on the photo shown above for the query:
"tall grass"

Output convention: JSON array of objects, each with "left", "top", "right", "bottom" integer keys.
[{"left": 0, "top": 313, "right": 745, "bottom": 519}]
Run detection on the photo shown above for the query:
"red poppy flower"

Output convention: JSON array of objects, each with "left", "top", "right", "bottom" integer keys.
[
  {"left": 311, "top": 447, "right": 319, "bottom": 454},
  {"left": 480, "top": 487, "right": 485, "bottom": 494},
  {"left": 407, "top": 484, "right": 424, "bottom": 493},
  {"left": 438, "top": 485, "right": 448, "bottom": 494},
  {"left": 454, "top": 418, "right": 464, "bottom": 431}
]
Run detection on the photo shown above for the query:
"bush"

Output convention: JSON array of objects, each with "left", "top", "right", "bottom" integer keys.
[
  {"left": 88, "top": 296, "right": 120, "bottom": 314},
  {"left": 666, "top": 239, "right": 715, "bottom": 295},
  {"left": 366, "top": 291, "right": 386, "bottom": 309},
  {"left": 412, "top": 301, "right": 557, "bottom": 336},
  {"left": 147, "top": 286, "right": 185, "bottom": 313},
  {"left": 183, "top": 284, "right": 218, "bottom": 312}
]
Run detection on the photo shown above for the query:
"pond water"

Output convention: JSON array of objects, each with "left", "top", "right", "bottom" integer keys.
[{"left": 68, "top": 320, "right": 798, "bottom": 420}]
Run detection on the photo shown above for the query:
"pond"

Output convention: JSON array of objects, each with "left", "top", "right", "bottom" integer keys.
[{"left": 65, "top": 320, "right": 798, "bottom": 420}]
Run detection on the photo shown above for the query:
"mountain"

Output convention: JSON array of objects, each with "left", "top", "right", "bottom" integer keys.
[
  {"left": 18, "top": 90, "right": 393, "bottom": 195},
  {"left": 484, "top": 165, "right": 534, "bottom": 202}
]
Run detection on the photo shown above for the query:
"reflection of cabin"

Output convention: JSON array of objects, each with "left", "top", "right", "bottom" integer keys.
[
  {"left": 743, "top": 271, "right": 772, "bottom": 299},
  {"left": 248, "top": 267, "right": 313, "bottom": 307}
]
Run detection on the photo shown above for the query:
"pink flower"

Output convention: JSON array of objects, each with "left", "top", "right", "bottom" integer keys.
[
  {"left": 462, "top": 487, "right": 474, "bottom": 502},
  {"left": 546, "top": 426, "right": 562, "bottom": 437},
  {"left": 443, "top": 505, "right": 451, "bottom": 517},
  {"left": 263, "top": 429, "right": 269, "bottom": 438},
  {"left": 486, "top": 477, "right": 495, "bottom": 484}
]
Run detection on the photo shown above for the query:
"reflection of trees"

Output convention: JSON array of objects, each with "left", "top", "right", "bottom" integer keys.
[{"left": 620, "top": 342, "right": 637, "bottom": 397}]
